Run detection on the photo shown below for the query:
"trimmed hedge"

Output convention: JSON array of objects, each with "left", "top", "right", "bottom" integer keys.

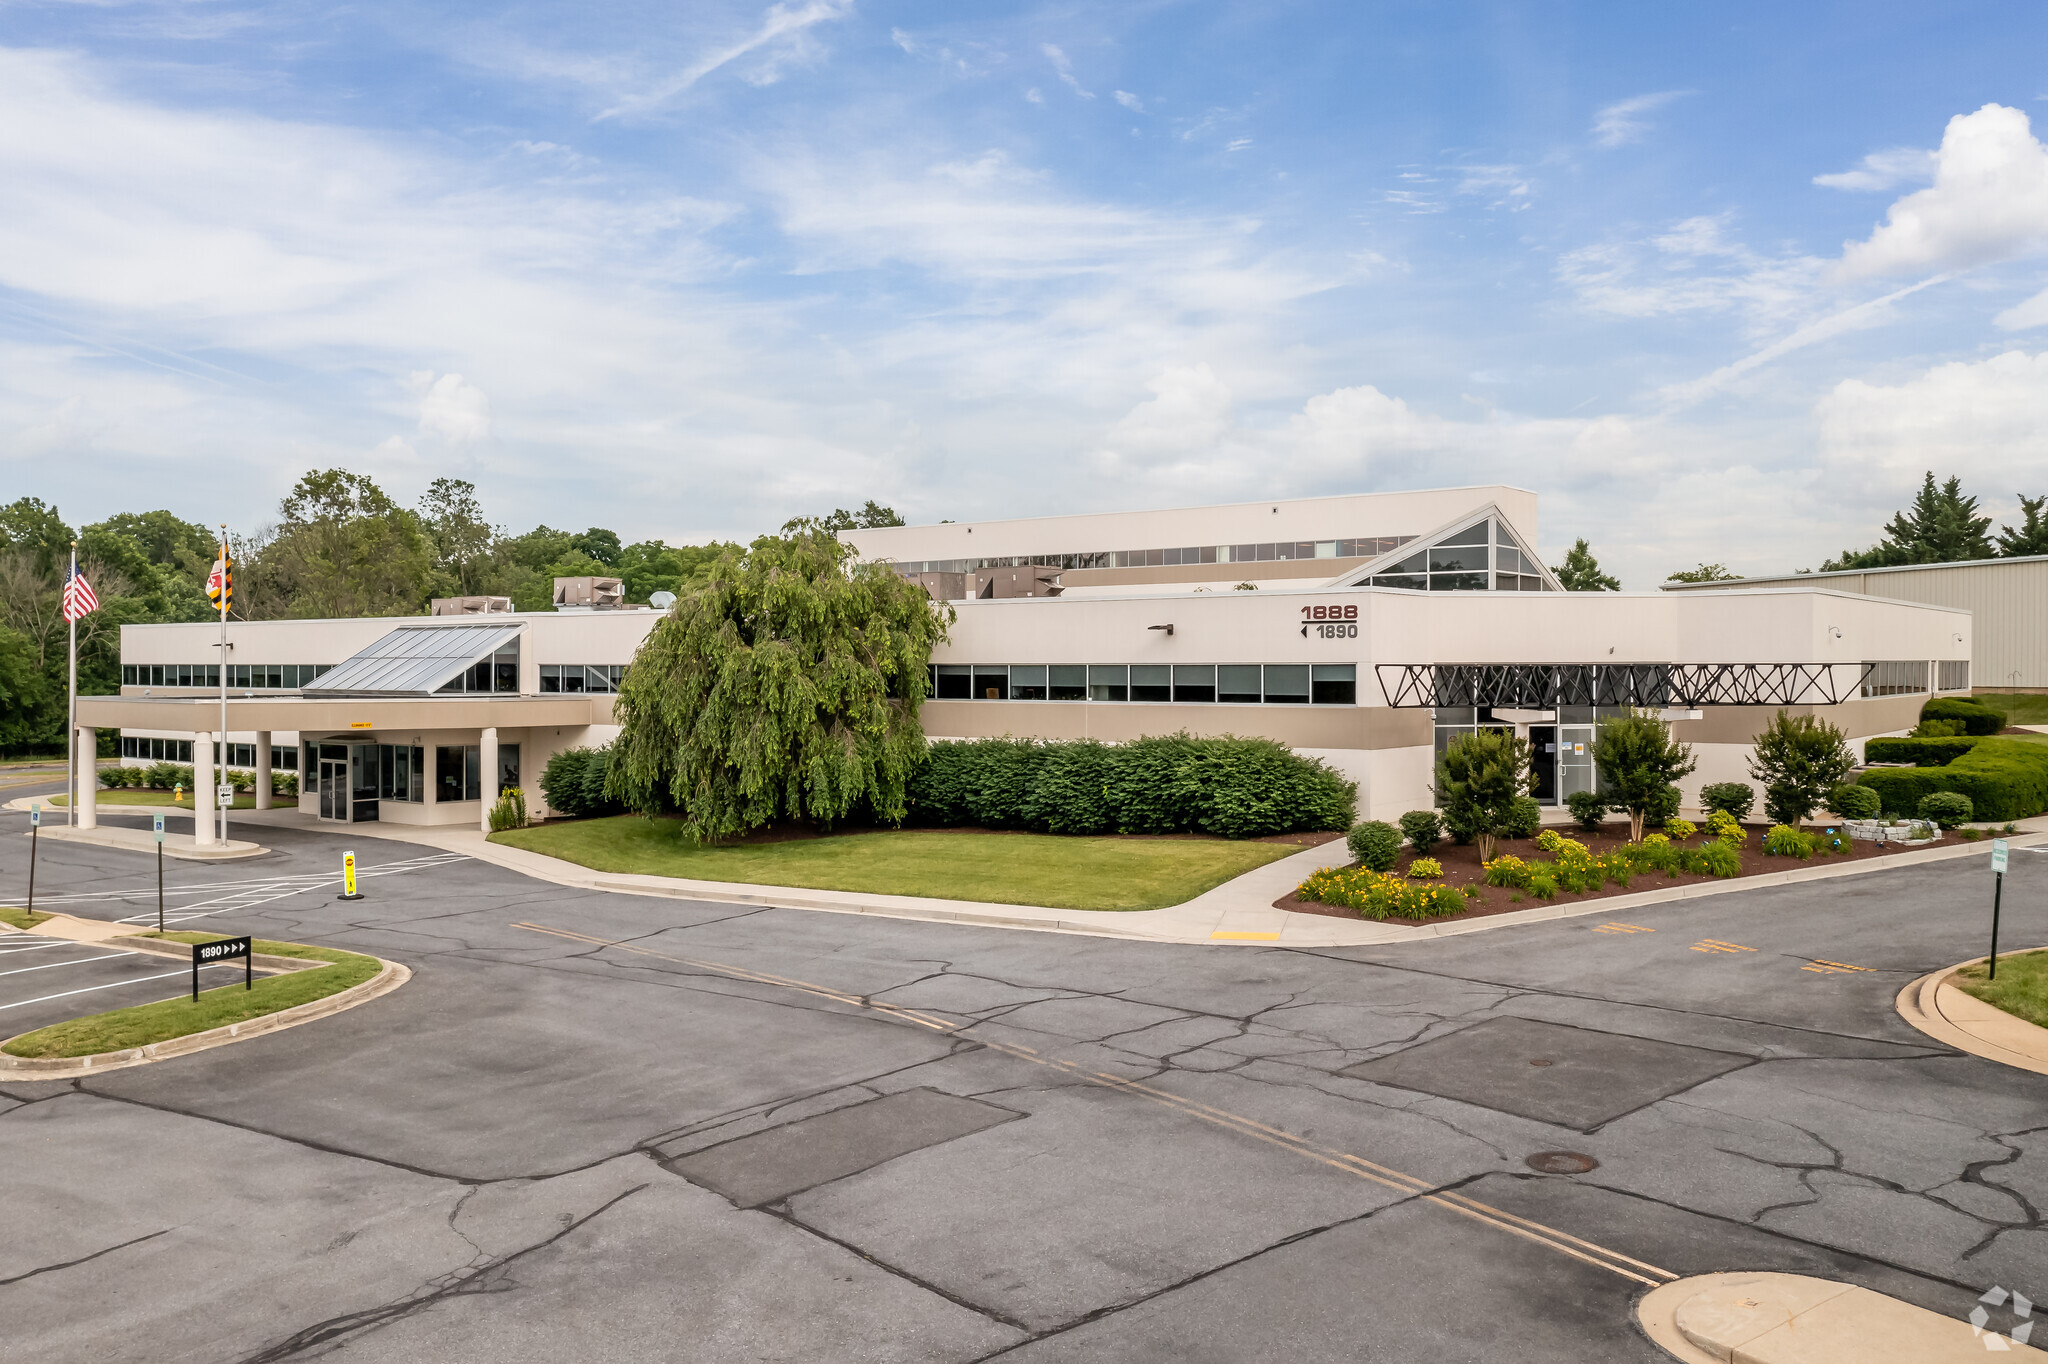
[
  {"left": 1856, "top": 737, "right": 2048, "bottom": 822},
  {"left": 1864, "top": 735, "right": 1984, "bottom": 767},
  {"left": 1921, "top": 696, "right": 2003, "bottom": 737},
  {"left": 908, "top": 734, "right": 1356, "bottom": 839},
  {"left": 539, "top": 746, "right": 623, "bottom": 818}
]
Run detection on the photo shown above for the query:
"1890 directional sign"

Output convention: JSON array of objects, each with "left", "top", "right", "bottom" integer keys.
[{"left": 192, "top": 935, "right": 253, "bottom": 1000}]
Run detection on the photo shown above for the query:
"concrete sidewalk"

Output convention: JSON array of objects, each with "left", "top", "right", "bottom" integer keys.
[{"left": 160, "top": 805, "right": 2048, "bottom": 949}]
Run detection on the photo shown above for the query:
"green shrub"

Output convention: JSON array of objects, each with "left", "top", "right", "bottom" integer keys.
[
  {"left": 1436, "top": 729, "right": 1535, "bottom": 862},
  {"left": 1407, "top": 856, "right": 1443, "bottom": 879},
  {"left": 1912, "top": 718, "right": 1967, "bottom": 738},
  {"left": 1865, "top": 736, "right": 1983, "bottom": 766},
  {"left": 1921, "top": 696, "right": 2002, "bottom": 737},
  {"left": 1699, "top": 781, "right": 1755, "bottom": 821},
  {"left": 1750, "top": 711, "right": 1856, "bottom": 828},
  {"left": 146, "top": 761, "right": 192, "bottom": 790},
  {"left": 488, "top": 785, "right": 527, "bottom": 832},
  {"left": 1592, "top": 710, "right": 1698, "bottom": 842},
  {"left": 1706, "top": 808, "right": 1745, "bottom": 844},
  {"left": 1021, "top": 741, "right": 1115, "bottom": 835},
  {"left": 1398, "top": 809, "right": 1442, "bottom": 854},
  {"left": 1856, "top": 738, "right": 2048, "bottom": 823},
  {"left": 1563, "top": 789, "right": 1607, "bottom": 830},
  {"left": 911, "top": 734, "right": 1353, "bottom": 839},
  {"left": 540, "top": 746, "right": 624, "bottom": 819},
  {"left": 1684, "top": 839, "right": 1742, "bottom": 877},
  {"left": 1525, "top": 864, "right": 1559, "bottom": 899},
  {"left": 1295, "top": 866, "right": 1466, "bottom": 919},
  {"left": 1631, "top": 838, "right": 1680, "bottom": 873},
  {"left": 1763, "top": 824, "right": 1814, "bottom": 858},
  {"left": 1484, "top": 854, "right": 1531, "bottom": 888},
  {"left": 1503, "top": 796, "right": 1542, "bottom": 840},
  {"left": 1917, "top": 791, "right": 1974, "bottom": 829},
  {"left": 1664, "top": 816, "right": 1697, "bottom": 841},
  {"left": 273, "top": 772, "right": 299, "bottom": 798},
  {"left": 1347, "top": 820, "right": 1402, "bottom": 871},
  {"left": 98, "top": 765, "right": 145, "bottom": 789},
  {"left": 1828, "top": 783, "right": 1881, "bottom": 820}
]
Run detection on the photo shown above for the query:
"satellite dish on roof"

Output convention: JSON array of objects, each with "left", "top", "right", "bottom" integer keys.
[{"left": 650, "top": 591, "right": 677, "bottom": 610}]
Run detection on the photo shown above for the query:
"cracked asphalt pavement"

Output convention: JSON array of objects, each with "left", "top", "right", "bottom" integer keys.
[{"left": 3, "top": 812, "right": 2045, "bottom": 1362}]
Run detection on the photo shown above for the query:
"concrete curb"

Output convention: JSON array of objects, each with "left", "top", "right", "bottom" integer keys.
[
  {"left": 0, "top": 956, "right": 411, "bottom": 1078},
  {"left": 1896, "top": 950, "right": 2048, "bottom": 1077}
]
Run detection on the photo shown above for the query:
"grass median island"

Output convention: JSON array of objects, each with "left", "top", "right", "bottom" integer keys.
[
  {"left": 0, "top": 906, "right": 53, "bottom": 930},
  {"left": 1, "top": 933, "right": 384, "bottom": 1060},
  {"left": 1955, "top": 949, "right": 2048, "bottom": 1031},
  {"left": 491, "top": 817, "right": 1300, "bottom": 911},
  {"left": 47, "top": 790, "right": 260, "bottom": 810}
]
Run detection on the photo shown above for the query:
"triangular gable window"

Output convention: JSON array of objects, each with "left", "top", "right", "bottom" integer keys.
[{"left": 1349, "top": 512, "right": 1556, "bottom": 593}]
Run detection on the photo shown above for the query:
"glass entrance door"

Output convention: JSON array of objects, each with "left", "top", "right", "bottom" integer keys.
[
  {"left": 1558, "top": 725, "right": 1596, "bottom": 802},
  {"left": 318, "top": 759, "right": 348, "bottom": 821},
  {"left": 1529, "top": 725, "right": 1558, "bottom": 802}
]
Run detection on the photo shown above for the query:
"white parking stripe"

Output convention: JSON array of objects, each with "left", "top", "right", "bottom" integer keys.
[
  {"left": 0, "top": 965, "right": 236, "bottom": 1012},
  {"left": 0, "top": 940, "right": 82, "bottom": 955},
  {"left": 0, "top": 952, "right": 133, "bottom": 978}
]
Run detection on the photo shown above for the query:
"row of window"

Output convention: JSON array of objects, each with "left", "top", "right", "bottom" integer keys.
[
  {"left": 123, "top": 663, "right": 332, "bottom": 689},
  {"left": 119, "top": 736, "right": 302, "bottom": 769},
  {"left": 929, "top": 663, "right": 1358, "bottom": 705},
  {"left": 314, "top": 742, "right": 521, "bottom": 804},
  {"left": 892, "top": 537, "right": 1415, "bottom": 576},
  {"left": 1859, "top": 660, "right": 1975, "bottom": 697},
  {"left": 539, "top": 664, "right": 628, "bottom": 694}
]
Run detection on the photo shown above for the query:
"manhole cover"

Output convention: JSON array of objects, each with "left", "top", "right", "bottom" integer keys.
[{"left": 1526, "top": 1151, "right": 1599, "bottom": 1175}]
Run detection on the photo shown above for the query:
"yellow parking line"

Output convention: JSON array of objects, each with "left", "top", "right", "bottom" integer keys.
[
  {"left": 1211, "top": 931, "right": 1281, "bottom": 941},
  {"left": 1689, "top": 939, "right": 1758, "bottom": 954},
  {"left": 1593, "top": 922, "right": 1654, "bottom": 934},
  {"left": 1800, "top": 959, "right": 1872, "bottom": 974}
]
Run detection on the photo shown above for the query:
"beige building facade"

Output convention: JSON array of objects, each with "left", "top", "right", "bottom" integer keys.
[{"left": 77, "top": 486, "right": 1975, "bottom": 845}]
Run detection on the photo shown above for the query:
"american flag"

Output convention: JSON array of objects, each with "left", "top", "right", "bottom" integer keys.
[{"left": 61, "top": 565, "right": 99, "bottom": 623}]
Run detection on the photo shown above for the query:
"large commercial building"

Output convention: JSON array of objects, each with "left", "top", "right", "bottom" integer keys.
[
  {"left": 1661, "top": 554, "right": 2048, "bottom": 693},
  {"left": 78, "top": 485, "right": 1971, "bottom": 846}
]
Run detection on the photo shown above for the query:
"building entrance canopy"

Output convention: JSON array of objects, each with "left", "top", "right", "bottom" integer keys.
[{"left": 1376, "top": 662, "right": 1871, "bottom": 709}]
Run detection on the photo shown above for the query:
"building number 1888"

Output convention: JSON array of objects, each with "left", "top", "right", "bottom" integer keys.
[{"left": 1301, "top": 604, "right": 1359, "bottom": 640}]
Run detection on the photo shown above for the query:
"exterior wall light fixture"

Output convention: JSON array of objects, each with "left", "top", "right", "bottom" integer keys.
[{"left": 1149, "top": 623, "right": 1175, "bottom": 636}]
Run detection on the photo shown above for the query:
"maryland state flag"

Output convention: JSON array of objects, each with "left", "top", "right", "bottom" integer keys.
[{"left": 206, "top": 540, "right": 233, "bottom": 613}]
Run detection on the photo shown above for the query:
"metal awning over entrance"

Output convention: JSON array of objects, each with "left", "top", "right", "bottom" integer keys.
[
  {"left": 302, "top": 623, "right": 523, "bottom": 698},
  {"left": 1375, "top": 662, "right": 1871, "bottom": 708}
]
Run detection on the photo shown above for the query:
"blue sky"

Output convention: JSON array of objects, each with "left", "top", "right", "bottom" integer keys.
[{"left": 5, "top": 1, "right": 2048, "bottom": 585}]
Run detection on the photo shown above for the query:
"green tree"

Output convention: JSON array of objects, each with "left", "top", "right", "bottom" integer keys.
[
  {"left": 1996, "top": 493, "right": 2048, "bottom": 558},
  {"left": 608, "top": 527, "right": 952, "bottom": 841},
  {"left": 1665, "top": 563, "right": 1741, "bottom": 583},
  {"left": 419, "top": 478, "right": 499, "bottom": 597},
  {"left": 786, "top": 500, "right": 907, "bottom": 533},
  {"left": 1823, "top": 472, "right": 1994, "bottom": 571},
  {"left": 1747, "top": 710, "right": 1856, "bottom": 828},
  {"left": 1551, "top": 538, "right": 1619, "bottom": 591},
  {"left": 0, "top": 497, "right": 73, "bottom": 575},
  {"left": 614, "top": 539, "right": 736, "bottom": 604},
  {"left": 91, "top": 511, "right": 214, "bottom": 576},
  {"left": 245, "top": 470, "right": 436, "bottom": 619},
  {"left": 1435, "top": 729, "right": 1533, "bottom": 862},
  {"left": 1591, "top": 710, "right": 1698, "bottom": 842},
  {"left": 571, "top": 527, "right": 623, "bottom": 566}
]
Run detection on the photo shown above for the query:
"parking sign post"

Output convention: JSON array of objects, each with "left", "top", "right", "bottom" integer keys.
[
  {"left": 154, "top": 813, "right": 166, "bottom": 934},
  {"left": 26, "top": 803, "right": 39, "bottom": 915},
  {"left": 1989, "top": 838, "right": 2009, "bottom": 980}
]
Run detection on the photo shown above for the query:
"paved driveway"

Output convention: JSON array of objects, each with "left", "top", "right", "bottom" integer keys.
[{"left": 2, "top": 809, "right": 2043, "bottom": 1362}]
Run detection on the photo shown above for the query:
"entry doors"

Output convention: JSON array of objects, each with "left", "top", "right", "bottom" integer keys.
[
  {"left": 1530, "top": 726, "right": 1558, "bottom": 801},
  {"left": 318, "top": 758, "right": 348, "bottom": 821},
  {"left": 1558, "top": 725, "right": 1596, "bottom": 801}
]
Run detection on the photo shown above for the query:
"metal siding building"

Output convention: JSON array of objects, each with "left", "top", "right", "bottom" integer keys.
[{"left": 1661, "top": 555, "right": 2048, "bottom": 692}]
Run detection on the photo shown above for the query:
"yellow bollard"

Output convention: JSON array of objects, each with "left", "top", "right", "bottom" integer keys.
[{"left": 174, "top": 783, "right": 184, "bottom": 803}]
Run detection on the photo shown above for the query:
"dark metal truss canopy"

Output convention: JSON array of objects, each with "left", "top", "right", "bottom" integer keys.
[{"left": 1374, "top": 662, "right": 1870, "bottom": 709}]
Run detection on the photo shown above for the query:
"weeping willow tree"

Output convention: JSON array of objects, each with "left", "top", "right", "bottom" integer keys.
[{"left": 608, "top": 528, "right": 952, "bottom": 841}]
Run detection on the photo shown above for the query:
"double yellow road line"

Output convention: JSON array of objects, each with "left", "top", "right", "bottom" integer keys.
[{"left": 513, "top": 921, "right": 1679, "bottom": 1288}]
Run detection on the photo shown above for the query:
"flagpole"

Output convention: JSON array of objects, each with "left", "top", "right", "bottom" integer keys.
[
  {"left": 219, "top": 525, "right": 229, "bottom": 849},
  {"left": 66, "top": 540, "right": 77, "bottom": 829}
]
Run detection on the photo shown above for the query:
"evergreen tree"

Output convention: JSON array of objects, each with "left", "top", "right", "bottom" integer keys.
[
  {"left": 1823, "top": 472, "right": 1994, "bottom": 570},
  {"left": 1996, "top": 493, "right": 2048, "bottom": 558},
  {"left": 1551, "top": 538, "right": 1619, "bottom": 591}
]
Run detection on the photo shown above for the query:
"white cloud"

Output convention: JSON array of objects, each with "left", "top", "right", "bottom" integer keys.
[
  {"left": 597, "top": 0, "right": 853, "bottom": 119},
  {"left": 1591, "top": 91, "right": 1688, "bottom": 148},
  {"left": 1557, "top": 214, "right": 1821, "bottom": 328},
  {"left": 413, "top": 372, "right": 493, "bottom": 444},
  {"left": 1838, "top": 104, "right": 2048, "bottom": 278},
  {"left": 1041, "top": 43, "right": 1093, "bottom": 99},
  {"left": 1024, "top": 86, "right": 1043, "bottom": 104},
  {"left": 1114, "top": 90, "right": 1143, "bottom": 112},
  {"left": 1816, "top": 350, "right": 2048, "bottom": 499},
  {"left": 1813, "top": 146, "right": 1938, "bottom": 192}
]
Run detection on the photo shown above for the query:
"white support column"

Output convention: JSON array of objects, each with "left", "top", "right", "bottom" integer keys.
[
  {"left": 255, "top": 731, "right": 272, "bottom": 810},
  {"left": 76, "top": 727, "right": 97, "bottom": 830},
  {"left": 479, "top": 728, "right": 499, "bottom": 832},
  {"left": 193, "top": 732, "right": 216, "bottom": 847}
]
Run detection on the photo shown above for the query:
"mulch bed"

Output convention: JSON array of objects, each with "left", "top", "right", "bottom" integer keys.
[{"left": 1273, "top": 822, "right": 1964, "bottom": 925}]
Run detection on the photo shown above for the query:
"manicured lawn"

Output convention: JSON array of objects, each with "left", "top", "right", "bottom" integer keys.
[
  {"left": 0, "top": 906, "right": 52, "bottom": 930},
  {"left": 1, "top": 934, "right": 384, "bottom": 1059},
  {"left": 491, "top": 817, "right": 1301, "bottom": 911},
  {"left": 1955, "top": 948, "right": 2048, "bottom": 1031},
  {"left": 50, "top": 790, "right": 261, "bottom": 810},
  {"left": 1972, "top": 692, "right": 2048, "bottom": 727}
]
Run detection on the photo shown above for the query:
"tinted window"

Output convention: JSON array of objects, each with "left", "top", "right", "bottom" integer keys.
[
  {"left": 1089, "top": 665, "right": 1127, "bottom": 701},
  {"left": 1312, "top": 664, "right": 1357, "bottom": 705},
  {"left": 973, "top": 666, "right": 1009, "bottom": 700},
  {"left": 1263, "top": 664, "right": 1310, "bottom": 704},
  {"left": 1172, "top": 664, "right": 1216, "bottom": 703},
  {"left": 1217, "top": 664, "right": 1262, "bottom": 703},
  {"left": 1049, "top": 664, "right": 1087, "bottom": 700},
  {"left": 1130, "top": 665, "right": 1171, "bottom": 703},
  {"left": 935, "top": 664, "right": 971, "bottom": 699},
  {"left": 1010, "top": 664, "right": 1048, "bottom": 700}
]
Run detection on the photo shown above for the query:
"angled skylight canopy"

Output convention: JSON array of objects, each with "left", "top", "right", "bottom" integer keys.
[
  {"left": 1330, "top": 505, "right": 1561, "bottom": 593},
  {"left": 301, "top": 623, "right": 525, "bottom": 698}
]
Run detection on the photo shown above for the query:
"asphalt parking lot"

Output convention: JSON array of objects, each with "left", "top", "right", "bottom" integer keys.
[{"left": 2, "top": 803, "right": 2044, "bottom": 1363}]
